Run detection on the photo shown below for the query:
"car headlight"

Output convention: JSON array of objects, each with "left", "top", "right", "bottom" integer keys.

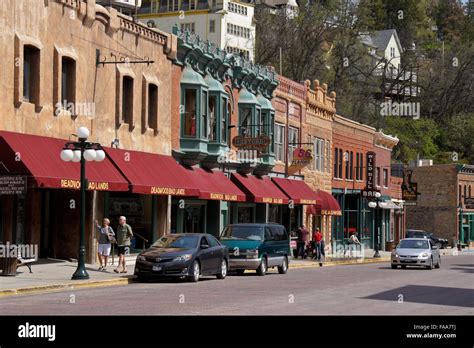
[
  {"left": 173, "top": 254, "right": 192, "bottom": 262},
  {"left": 392, "top": 252, "right": 399, "bottom": 258},
  {"left": 137, "top": 255, "right": 146, "bottom": 262},
  {"left": 419, "top": 253, "right": 429, "bottom": 258}
]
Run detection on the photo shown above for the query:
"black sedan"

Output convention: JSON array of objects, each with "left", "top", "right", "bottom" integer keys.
[
  {"left": 406, "top": 229, "right": 449, "bottom": 249},
  {"left": 134, "top": 233, "right": 229, "bottom": 282}
]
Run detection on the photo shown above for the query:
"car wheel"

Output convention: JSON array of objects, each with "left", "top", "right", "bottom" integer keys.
[
  {"left": 426, "top": 257, "right": 433, "bottom": 270},
  {"left": 216, "top": 259, "right": 227, "bottom": 279},
  {"left": 435, "top": 257, "right": 441, "bottom": 269},
  {"left": 278, "top": 256, "right": 288, "bottom": 274},
  {"left": 391, "top": 264, "right": 398, "bottom": 269},
  {"left": 188, "top": 260, "right": 200, "bottom": 282},
  {"left": 256, "top": 257, "right": 267, "bottom": 276}
]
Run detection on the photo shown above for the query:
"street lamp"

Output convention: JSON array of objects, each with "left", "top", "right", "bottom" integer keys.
[
  {"left": 368, "top": 191, "right": 382, "bottom": 258},
  {"left": 60, "top": 126, "right": 105, "bottom": 280}
]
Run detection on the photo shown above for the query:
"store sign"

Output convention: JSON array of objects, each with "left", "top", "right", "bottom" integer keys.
[
  {"left": 60, "top": 179, "right": 110, "bottom": 191},
  {"left": 232, "top": 135, "right": 270, "bottom": 151},
  {"left": 150, "top": 186, "right": 186, "bottom": 195},
  {"left": 209, "top": 193, "right": 239, "bottom": 201},
  {"left": 402, "top": 169, "right": 418, "bottom": 201},
  {"left": 366, "top": 151, "right": 376, "bottom": 190},
  {"left": 288, "top": 148, "right": 313, "bottom": 175},
  {"left": 361, "top": 152, "right": 379, "bottom": 199},
  {"left": 0, "top": 176, "right": 27, "bottom": 195},
  {"left": 464, "top": 197, "right": 474, "bottom": 205},
  {"left": 262, "top": 197, "right": 284, "bottom": 204}
]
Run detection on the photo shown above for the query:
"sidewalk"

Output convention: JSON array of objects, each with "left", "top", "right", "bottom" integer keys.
[
  {"left": 0, "top": 248, "right": 461, "bottom": 298},
  {"left": 0, "top": 259, "right": 133, "bottom": 297}
]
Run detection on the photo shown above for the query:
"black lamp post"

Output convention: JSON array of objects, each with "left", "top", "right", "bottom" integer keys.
[
  {"left": 368, "top": 192, "right": 383, "bottom": 258},
  {"left": 60, "top": 127, "right": 106, "bottom": 280}
]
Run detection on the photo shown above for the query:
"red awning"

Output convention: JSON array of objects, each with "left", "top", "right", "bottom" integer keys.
[
  {"left": 0, "top": 131, "right": 129, "bottom": 191},
  {"left": 183, "top": 167, "right": 246, "bottom": 202},
  {"left": 307, "top": 190, "right": 342, "bottom": 216},
  {"left": 272, "top": 177, "right": 318, "bottom": 204},
  {"left": 231, "top": 173, "right": 289, "bottom": 204},
  {"left": 105, "top": 148, "right": 199, "bottom": 196}
]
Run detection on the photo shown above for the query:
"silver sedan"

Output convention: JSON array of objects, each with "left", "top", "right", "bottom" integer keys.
[{"left": 391, "top": 238, "right": 441, "bottom": 270}]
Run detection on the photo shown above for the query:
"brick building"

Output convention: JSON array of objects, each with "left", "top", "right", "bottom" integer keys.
[
  {"left": 331, "top": 116, "right": 400, "bottom": 251},
  {"left": 0, "top": 0, "right": 177, "bottom": 263},
  {"left": 405, "top": 164, "right": 474, "bottom": 247}
]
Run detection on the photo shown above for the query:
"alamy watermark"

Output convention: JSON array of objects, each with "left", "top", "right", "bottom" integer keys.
[
  {"left": 54, "top": 101, "right": 96, "bottom": 118},
  {"left": 0, "top": 242, "right": 38, "bottom": 259},
  {"left": 380, "top": 100, "right": 420, "bottom": 120},
  {"left": 217, "top": 149, "right": 260, "bottom": 165}
]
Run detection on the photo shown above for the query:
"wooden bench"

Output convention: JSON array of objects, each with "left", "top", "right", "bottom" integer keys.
[{"left": 0, "top": 253, "right": 37, "bottom": 276}]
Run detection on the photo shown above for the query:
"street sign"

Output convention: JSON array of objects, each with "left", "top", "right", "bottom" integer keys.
[{"left": 0, "top": 176, "right": 27, "bottom": 195}]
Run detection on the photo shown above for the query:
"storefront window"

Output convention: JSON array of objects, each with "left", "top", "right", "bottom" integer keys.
[
  {"left": 183, "top": 204, "right": 206, "bottom": 233},
  {"left": 201, "top": 90, "right": 208, "bottom": 138},
  {"left": 237, "top": 206, "right": 253, "bottom": 223},
  {"left": 240, "top": 107, "right": 252, "bottom": 136},
  {"left": 221, "top": 97, "right": 228, "bottom": 144},
  {"left": 183, "top": 89, "right": 197, "bottom": 137},
  {"left": 208, "top": 95, "right": 217, "bottom": 141}
]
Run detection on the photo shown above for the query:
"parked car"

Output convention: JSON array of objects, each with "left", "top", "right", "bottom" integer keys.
[
  {"left": 406, "top": 229, "right": 448, "bottom": 249},
  {"left": 134, "top": 233, "right": 229, "bottom": 282},
  {"left": 219, "top": 223, "right": 290, "bottom": 276},
  {"left": 391, "top": 238, "right": 441, "bottom": 270}
]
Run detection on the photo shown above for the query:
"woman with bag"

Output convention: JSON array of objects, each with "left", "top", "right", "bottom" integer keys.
[{"left": 95, "top": 218, "right": 115, "bottom": 271}]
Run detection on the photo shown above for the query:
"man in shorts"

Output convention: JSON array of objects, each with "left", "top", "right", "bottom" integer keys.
[{"left": 114, "top": 216, "right": 133, "bottom": 273}]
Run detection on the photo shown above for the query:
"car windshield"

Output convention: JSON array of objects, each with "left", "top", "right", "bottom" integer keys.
[
  {"left": 221, "top": 226, "right": 264, "bottom": 241},
  {"left": 399, "top": 240, "right": 429, "bottom": 249},
  {"left": 152, "top": 235, "right": 199, "bottom": 249}
]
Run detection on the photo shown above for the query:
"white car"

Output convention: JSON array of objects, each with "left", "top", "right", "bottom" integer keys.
[{"left": 391, "top": 238, "right": 441, "bottom": 270}]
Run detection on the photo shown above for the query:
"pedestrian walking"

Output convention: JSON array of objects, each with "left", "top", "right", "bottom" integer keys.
[
  {"left": 313, "top": 228, "right": 323, "bottom": 261},
  {"left": 95, "top": 218, "right": 115, "bottom": 271},
  {"left": 296, "top": 225, "right": 309, "bottom": 258},
  {"left": 114, "top": 216, "right": 133, "bottom": 274}
]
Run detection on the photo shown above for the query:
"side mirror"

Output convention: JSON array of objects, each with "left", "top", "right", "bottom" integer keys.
[{"left": 201, "top": 244, "right": 210, "bottom": 249}]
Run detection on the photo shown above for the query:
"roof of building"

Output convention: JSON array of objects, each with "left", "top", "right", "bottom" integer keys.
[{"left": 360, "top": 29, "right": 404, "bottom": 54}]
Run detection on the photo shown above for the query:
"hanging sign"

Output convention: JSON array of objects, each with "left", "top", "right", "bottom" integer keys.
[{"left": 288, "top": 148, "right": 313, "bottom": 175}]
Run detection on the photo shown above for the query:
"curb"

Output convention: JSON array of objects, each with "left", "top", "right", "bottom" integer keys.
[
  {"left": 0, "top": 277, "right": 134, "bottom": 298},
  {"left": 289, "top": 258, "right": 390, "bottom": 269}
]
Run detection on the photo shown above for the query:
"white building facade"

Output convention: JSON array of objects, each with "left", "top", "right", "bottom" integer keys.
[{"left": 138, "top": 0, "right": 256, "bottom": 61}]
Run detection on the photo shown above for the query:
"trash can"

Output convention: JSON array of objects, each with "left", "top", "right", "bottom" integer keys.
[
  {"left": 1, "top": 257, "right": 18, "bottom": 276},
  {"left": 385, "top": 241, "right": 395, "bottom": 252}
]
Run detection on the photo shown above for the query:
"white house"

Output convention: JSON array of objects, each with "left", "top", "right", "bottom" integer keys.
[
  {"left": 360, "top": 29, "right": 418, "bottom": 99},
  {"left": 138, "top": 0, "right": 256, "bottom": 61}
]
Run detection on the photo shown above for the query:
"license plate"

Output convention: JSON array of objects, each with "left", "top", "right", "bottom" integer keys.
[{"left": 152, "top": 266, "right": 162, "bottom": 271}]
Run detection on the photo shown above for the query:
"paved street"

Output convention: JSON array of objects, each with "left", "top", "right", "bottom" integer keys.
[{"left": 0, "top": 254, "right": 472, "bottom": 315}]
